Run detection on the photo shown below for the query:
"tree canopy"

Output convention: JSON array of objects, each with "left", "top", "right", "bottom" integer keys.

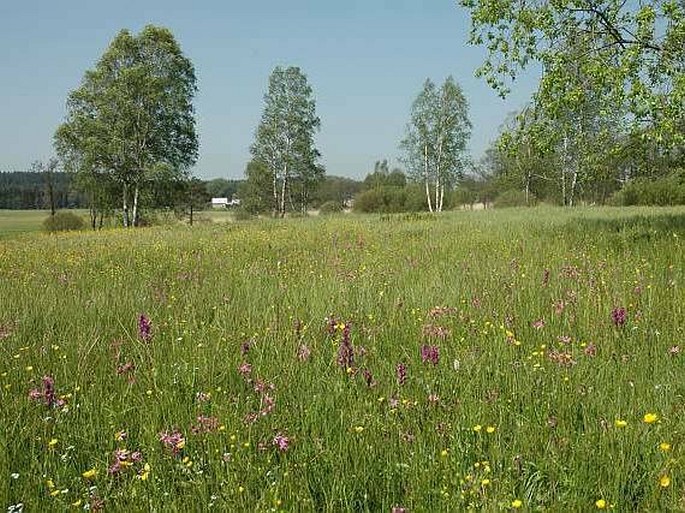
[{"left": 54, "top": 25, "right": 198, "bottom": 227}]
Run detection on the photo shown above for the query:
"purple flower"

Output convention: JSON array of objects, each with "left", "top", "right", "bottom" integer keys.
[
  {"left": 611, "top": 307, "right": 627, "bottom": 327},
  {"left": 396, "top": 363, "right": 407, "bottom": 386},
  {"left": 159, "top": 429, "right": 185, "bottom": 455},
  {"left": 392, "top": 507, "right": 407, "bottom": 513},
  {"left": 191, "top": 415, "right": 220, "bottom": 435},
  {"left": 362, "top": 368, "right": 376, "bottom": 387},
  {"left": 272, "top": 432, "right": 290, "bottom": 452},
  {"left": 240, "top": 339, "right": 252, "bottom": 356},
  {"left": 337, "top": 323, "right": 354, "bottom": 370},
  {"left": 297, "top": 344, "right": 311, "bottom": 362},
  {"left": 420, "top": 345, "right": 440, "bottom": 365},
  {"left": 138, "top": 313, "right": 152, "bottom": 342},
  {"left": 29, "top": 375, "right": 58, "bottom": 407}
]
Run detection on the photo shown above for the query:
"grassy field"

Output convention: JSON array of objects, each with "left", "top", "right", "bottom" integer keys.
[
  {"left": 1, "top": 206, "right": 684, "bottom": 511},
  {"left": 0, "top": 210, "right": 56, "bottom": 237}
]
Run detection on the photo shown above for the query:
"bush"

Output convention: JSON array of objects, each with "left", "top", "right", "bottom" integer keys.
[
  {"left": 232, "top": 207, "right": 254, "bottom": 221},
  {"left": 611, "top": 172, "right": 685, "bottom": 206},
  {"left": 318, "top": 201, "right": 343, "bottom": 215},
  {"left": 493, "top": 189, "right": 529, "bottom": 208},
  {"left": 353, "top": 187, "right": 407, "bottom": 213},
  {"left": 43, "top": 211, "right": 85, "bottom": 232}
]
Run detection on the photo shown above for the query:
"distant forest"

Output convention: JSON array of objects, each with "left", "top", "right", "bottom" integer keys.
[{"left": 0, "top": 172, "right": 87, "bottom": 210}]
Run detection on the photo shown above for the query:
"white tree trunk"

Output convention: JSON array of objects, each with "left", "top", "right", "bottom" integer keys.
[
  {"left": 280, "top": 166, "right": 288, "bottom": 218},
  {"left": 132, "top": 184, "right": 139, "bottom": 227},
  {"left": 122, "top": 183, "right": 129, "bottom": 228},
  {"left": 424, "top": 144, "right": 433, "bottom": 212}
]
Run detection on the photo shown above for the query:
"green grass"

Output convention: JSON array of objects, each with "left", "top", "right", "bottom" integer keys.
[
  {"left": 0, "top": 210, "right": 54, "bottom": 237},
  {"left": 1, "top": 206, "right": 684, "bottom": 511}
]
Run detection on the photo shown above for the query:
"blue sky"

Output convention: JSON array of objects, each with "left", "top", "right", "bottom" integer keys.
[{"left": 0, "top": 0, "right": 538, "bottom": 180}]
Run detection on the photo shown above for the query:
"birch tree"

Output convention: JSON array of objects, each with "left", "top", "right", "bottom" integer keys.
[
  {"left": 401, "top": 77, "right": 471, "bottom": 212},
  {"left": 250, "top": 66, "right": 321, "bottom": 218},
  {"left": 54, "top": 25, "right": 198, "bottom": 227}
]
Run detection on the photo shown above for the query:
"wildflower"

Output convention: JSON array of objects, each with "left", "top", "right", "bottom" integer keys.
[
  {"left": 584, "top": 343, "right": 597, "bottom": 357},
  {"left": 614, "top": 419, "right": 627, "bottom": 428},
  {"left": 191, "top": 415, "right": 220, "bottom": 435},
  {"left": 611, "top": 307, "right": 627, "bottom": 327},
  {"left": 660, "top": 475, "right": 671, "bottom": 488},
  {"left": 195, "top": 391, "right": 211, "bottom": 402},
  {"left": 139, "top": 463, "right": 150, "bottom": 481},
  {"left": 138, "top": 313, "right": 152, "bottom": 342},
  {"left": 668, "top": 345, "right": 680, "bottom": 356},
  {"left": 643, "top": 413, "right": 658, "bottom": 424},
  {"left": 481, "top": 478, "right": 490, "bottom": 486},
  {"left": 337, "top": 323, "right": 354, "bottom": 370},
  {"left": 354, "top": 425, "right": 364, "bottom": 433},
  {"left": 532, "top": 319, "right": 545, "bottom": 329},
  {"left": 440, "top": 449, "right": 449, "bottom": 457},
  {"left": 297, "top": 344, "right": 311, "bottom": 361},
  {"left": 595, "top": 499, "right": 607, "bottom": 509},
  {"left": 272, "top": 433, "right": 290, "bottom": 452},
  {"left": 428, "top": 393, "right": 440, "bottom": 404},
  {"left": 362, "top": 368, "right": 376, "bottom": 387},
  {"left": 486, "top": 426, "right": 496, "bottom": 434},
  {"left": 48, "top": 438, "right": 58, "bottom": 448},
  {"left": 473, "top": 424, "right": 482, "bottom": 432},
  {"left": 82, "top": 469, "right": 97, "bottom": 480},
  {"left": 420, "top": 344, "right": 440, "bottom": 365},
  {"left": 512, "top": 499, "right": 523, "bottom": 508},
  {"left": 396, "top": 363, "right": 407, "bottom": 386},
  {"left": 240, "top": 339, "right": 252, "bottom": 356},
  {"left": 391, "top": 507, "right": 407, "bottom": 513},
  {"left": 159, "top": 429, "right": 186, "bottom": 455},
  {"left": 238, "top": 361, "right": 252, "bottom": 377},
  {"left": 659, "top": 442, "right": 671, "bottom": 452}
]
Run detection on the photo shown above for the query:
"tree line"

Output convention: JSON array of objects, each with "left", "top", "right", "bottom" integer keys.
[{"left": 21, "top": 3, "right": 685, "bottom": 226}]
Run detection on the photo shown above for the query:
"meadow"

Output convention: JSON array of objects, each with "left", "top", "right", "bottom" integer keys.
[{"left": 1, "top": 206, "right": 684, "bottom": 512}]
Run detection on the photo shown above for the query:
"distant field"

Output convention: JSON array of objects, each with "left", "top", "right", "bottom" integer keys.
[
  {"left": 1, "top": 206, "right": 684, "bottom": 511},
  {"left": 0, "top": 210, "right": 55, "bottom": 236}
]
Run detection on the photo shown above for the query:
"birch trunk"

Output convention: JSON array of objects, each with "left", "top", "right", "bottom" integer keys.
[
  {"left": 132, "top": 184, "right": 139, "bottom": 227},
  {"left": 424, "top": 144, "right": 433, "bottom": 213},
  {"left": 280, "top": 166, "right": 288, "bottom": 218},
  {"left": 122, "top": 183, "right": 129, "bottom": 228}
]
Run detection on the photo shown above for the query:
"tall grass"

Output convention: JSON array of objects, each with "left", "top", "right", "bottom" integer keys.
[{"left": 1, "top": 206, "right": 684, "bottom": 511}]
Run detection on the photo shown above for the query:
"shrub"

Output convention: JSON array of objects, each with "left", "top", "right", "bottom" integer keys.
[
  {"left": 493, "top": 189, "right": 529, "bottom": 208},
  {"left": 43, "top": 211, "right": 85, "bottom": 232},
  {"left": 318, "top": 201, "right": 343, "bottom": 215},
  {"left": 232, "top": 207, "right": 254, "bottom": 221},
  {"left": 353, "top": 187, "right": 408, "bottom": 213},
  {"left": 611, "top": 172, "right": 685, "bottom": 206}
]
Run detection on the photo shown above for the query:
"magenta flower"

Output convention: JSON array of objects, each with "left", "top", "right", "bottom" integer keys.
[
  {"left": 272, "top": 433, "right": 290, "bottom": 452},
  {"left": 138, "top": 313, "right": 152, "bottom": 342},
  {"left": 420, "top": 344, "right": 440, "bottom": 365},
  {"left": 611, "top": 307, "right": 627, "bottom": 327},
  {"left": 29, "top": 375, "right": 58, "bottom": 407},
  {"left": 337, "top": 323, "right": 354, "bottom": 370},
  {"left": 396, "top": 363, "right": 407, "bottom": 386},
  {"left": 191, "top": 415, "right": 220, "bottom": 435},
  {"left": 159, "top": 429, "right": 185, "bottom": 455},
  {"left": 362, "top": 368, "right": 376, "bottom": 387}
]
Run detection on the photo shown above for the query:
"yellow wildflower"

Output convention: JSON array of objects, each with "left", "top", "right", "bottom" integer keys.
[
  {"left": 486, "top": 426, "right": 496, "bottom": 434},
  {"left": 659, "top": 442, "right": 671, "bottom": 452},
  {"left": 660, "top": 475, "right": 671, "bottom": 488},
  {"left": 643, "top": 413, "right": 658, "bottom": 424},
  {"left": 595, "top": 499, "right": 607, "bottom": 509},
  {"left": 512, "top": 499, "right": 523, "bottom": 508},
  {"left": 614, "top": 419, "right": 627, "bottom": 428},
  {"left": 473, "top": 424, "right": 482, "bottom": 432},
  {"left": 81, "top": 468, "right": 97, "bottom": 480}
]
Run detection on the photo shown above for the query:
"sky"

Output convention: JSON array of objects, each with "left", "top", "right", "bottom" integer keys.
[{"left": 0, "top": 0, "right": 539, "bottom": 180}]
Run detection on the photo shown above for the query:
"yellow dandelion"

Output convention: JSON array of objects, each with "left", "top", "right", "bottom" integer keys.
[
  {"left": 660, "top": 475, "right": 671, "bottom": 488},
  {"left": 614, "top": 419, "right": 627, "bottom": 428},
  {"left": 486, "top": 426, "right": 496, "bottom": 434},
  {"left": 440, "top": 449, "right": 449, "bottom": 457},
  {"left": 82, "top": 468, "right": 97, "bottom": 480},
  {"left": 659, "top": 442, "right": 671, "bottom": 452},
  {"left": 481, "top": 478, "right": 491, "bottom": 486},
  {"left": 512, "top": 499, "right": 523, "bottom": 508},
  {"left": 643, "top": 413, "right": 658, "bottom": 424},
  {"left": 595, "top": 498, "right": 607, "bottom": 509},
  {"left": 48, "top": 438, "right": 58, "bottom": 448},
  {"left": 473, "top": 424, "right": 482, "bottom": 432},
  {"left": 354, "top": 426, "right": 364, "bottom": 433}
]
